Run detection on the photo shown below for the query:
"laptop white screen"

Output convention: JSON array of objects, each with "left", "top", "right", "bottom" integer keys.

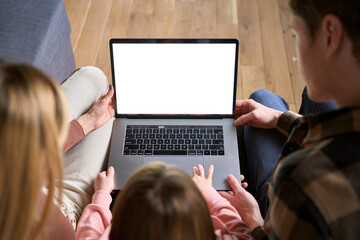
[{"left": 112, "top": 42, "right": 237, "bottom": 116}]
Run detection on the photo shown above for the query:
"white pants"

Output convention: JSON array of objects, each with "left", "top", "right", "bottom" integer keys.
[{"left": 60, "top": 67, "right": 114, "bottom": 228}]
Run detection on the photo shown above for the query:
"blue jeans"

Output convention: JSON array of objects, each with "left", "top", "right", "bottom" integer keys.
[{"left": 244, "top": 88, "right": 337, "bottom": 216}]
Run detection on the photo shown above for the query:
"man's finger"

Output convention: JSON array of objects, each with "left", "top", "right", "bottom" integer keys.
[
  {"left": 219, "top": 191, "right": 234, "bottom": 199},
  {"left": 227, "top": 174, "right": 243, "bottom": 194},
  {"left": 234, "top": 112, "right": 255, "bottom": 126}
]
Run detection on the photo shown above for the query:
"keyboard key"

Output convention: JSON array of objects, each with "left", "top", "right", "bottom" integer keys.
[
  {"left": 214, "top": 129, "right": 223, "bottom": 134},
  {"left": 212, "top": 140, "right": 224, "bottom": 144},
  {"left": 124, "top": 144, "right": 139, "bottom": 150},
  {"left": 125, "top": 139, "right": 136, "bottom": 144},
  {"left": 209, "top": 145, "right": 224, "bottom": 150},
  {"left": 188, "top": 150, "right": 196, "bottom": 155},
  {"left": 126, "top": 134, "right": 135, "bottom": 139},
  {"left": 153, "top": 150, "right": 187, "bottom": 155}
]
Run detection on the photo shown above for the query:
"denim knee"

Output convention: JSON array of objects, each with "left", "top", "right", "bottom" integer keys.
[
  {"left": 248, "top": 89, "right": 289, "bottom": 111},
  {"left": 249, "top": 89, "right": 272, "bottom": 102}
]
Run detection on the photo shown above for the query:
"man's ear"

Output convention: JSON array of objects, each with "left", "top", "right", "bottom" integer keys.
[{"left": 321, "top": 14, "right": 345, "bottom": 58}]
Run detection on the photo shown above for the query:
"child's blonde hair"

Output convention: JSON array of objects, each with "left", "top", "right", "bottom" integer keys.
[
  {"left": 110, "top": 161, "right": 216, "bottom": 240},
  {"left": 0, "top": 62, "right": 69, "bottom": 240}
]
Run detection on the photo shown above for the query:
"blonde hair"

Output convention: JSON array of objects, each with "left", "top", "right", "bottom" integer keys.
[
  {"left": 0, "top": 62, "right": 69, "bottom": 240},
  {"left": 109, "top": 161, "right": 216, "bottom": 240}
]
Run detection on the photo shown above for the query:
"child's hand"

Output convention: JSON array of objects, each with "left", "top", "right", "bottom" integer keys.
[
  {"left": 192, "top": 164, "right": 214, "bottom": 192},
  {"left": 94, "top": 166, "right": 115, "bottom": 193}
]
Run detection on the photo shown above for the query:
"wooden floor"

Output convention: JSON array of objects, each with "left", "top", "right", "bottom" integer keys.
[{"left": 64, "top": 0, "right": 305, "bottom": 112}]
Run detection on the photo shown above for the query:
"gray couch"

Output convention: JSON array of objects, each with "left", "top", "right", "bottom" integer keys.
[{"left": 0, "top": 0, "right": 75, "bottom": 84}]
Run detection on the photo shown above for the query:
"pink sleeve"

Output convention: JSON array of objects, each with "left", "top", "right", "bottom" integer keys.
[
  {"left": 75, "top": 190, "right": 113, "bottom": 240},
  {"left": 202, "top": 187, "right": 254, "bottom": 240},
  {"left": 62, "top": 120, "right": 85, "bottom": 153}
]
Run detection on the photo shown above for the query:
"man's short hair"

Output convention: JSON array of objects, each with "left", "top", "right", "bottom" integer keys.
[{"left": 290, "top": 0, "right": 360, "bottom": 61}]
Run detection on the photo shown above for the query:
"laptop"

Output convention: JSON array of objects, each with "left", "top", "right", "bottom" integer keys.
[{"left": 107, "top": 39, "right": 241, "bottom": 190}]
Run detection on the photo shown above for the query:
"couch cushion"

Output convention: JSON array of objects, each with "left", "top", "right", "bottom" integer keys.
[{"left": 0, "top": 0, "right": 75, "bottom": 83}]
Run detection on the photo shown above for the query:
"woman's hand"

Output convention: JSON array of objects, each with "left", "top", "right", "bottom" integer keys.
[{"left": 76, "top": 85, "right": 115, "bottom": 135}]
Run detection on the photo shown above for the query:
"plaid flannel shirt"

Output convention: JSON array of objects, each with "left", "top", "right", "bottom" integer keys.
[{"left": 252, "top": 107, "right": 360, "bottom": 239}]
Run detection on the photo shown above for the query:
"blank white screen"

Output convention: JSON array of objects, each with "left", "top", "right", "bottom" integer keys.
[{"left": 112, "top": 43, "right": 236, "bottom": 115}]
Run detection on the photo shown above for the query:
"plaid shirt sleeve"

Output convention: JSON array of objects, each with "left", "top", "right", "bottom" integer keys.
[
  {"left": 264, "top": 150, "right": 332, "bottom": 239},
  {"left": 276, "top": 111, "right": 302, "bottom": 137}
]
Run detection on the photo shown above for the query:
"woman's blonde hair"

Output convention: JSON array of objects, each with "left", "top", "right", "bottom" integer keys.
[
  {"left": 109, "top": 161, "right": 216, "bottom": 240},
  {"left": 0, "top": 62, "right": 69, "bottom": 240}
]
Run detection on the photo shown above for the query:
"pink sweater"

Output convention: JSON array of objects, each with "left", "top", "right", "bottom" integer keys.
[{"left": 75, "top": 188, "right": 253, "bottom": 240}]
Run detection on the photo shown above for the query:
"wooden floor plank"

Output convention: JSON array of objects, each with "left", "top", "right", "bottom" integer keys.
[
  {"left": 257, "top": 0, "right": 294, "bottom": 103},
  {"left": 149, "top": 0, "right": 175, "bottom": 37},
  {"left": 217, "top": 0, "right": 237, "bottom": 25},
  {"left": 190, "top": 0, "right": 217, "bottom": 37},
  {"left": 171, "top": 1, "right": 194, "bottom": 37},
  {"left": 126, "top": 13, "right": 153, "bottom": 38},
  {"left": 241, "top": 65, "right": 266, "bottom": 99},
  {"left": 73, "top": 0, "right": 113, "bottom": 68},
  {"left": 95, "top": 0, "right": 133, "bottom": 81},
  {"left": 277, "top": 0, "right": 298, "bottom": 75},
  {"left": 237, "top": 0, "right": 264, "bottom": 67},
  {"left": 63, "top": 0, "right": 91, "bottom": 53}
]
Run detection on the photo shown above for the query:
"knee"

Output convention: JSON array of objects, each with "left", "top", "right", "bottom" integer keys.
[
  {"left": 249, "top": 89, "right": 273, "bottom": 102},
  {"left": 79, "top": 66, "right": 108, "bottom": 92}
]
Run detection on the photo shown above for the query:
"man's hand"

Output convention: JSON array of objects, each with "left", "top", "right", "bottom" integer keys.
[
  {"left": 76, "top": 85, "right": 115, "bottom": 135},
  {"left": 94, "top": 166, "right": 115, "bottom": 193},
  {"left": 235, "top": 99, "right": 283, "bottom": 129},
  {"left": 192, "top": 164, "right": 214, "bottom": 193},
  {"left": 219, "top": 174, "right": 264, "bottom": 231}
]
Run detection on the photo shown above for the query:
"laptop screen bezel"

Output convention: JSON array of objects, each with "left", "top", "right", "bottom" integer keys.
[{"left": 109, "top": 38, "right": 239, "bottom": 119}]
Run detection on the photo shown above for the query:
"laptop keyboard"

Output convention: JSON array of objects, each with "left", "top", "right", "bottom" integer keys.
[{"left": 123, "top": 125, "right": 225, "bottom": 156}]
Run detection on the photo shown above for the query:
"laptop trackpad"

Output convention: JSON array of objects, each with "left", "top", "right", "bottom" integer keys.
[{"left": 144, "top": 156, "right": 204, "bottom": 177}]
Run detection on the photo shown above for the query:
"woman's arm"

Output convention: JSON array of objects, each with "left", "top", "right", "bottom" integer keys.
[{"left": 62, "top": 86, "right": 114, "bottom": 153}]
